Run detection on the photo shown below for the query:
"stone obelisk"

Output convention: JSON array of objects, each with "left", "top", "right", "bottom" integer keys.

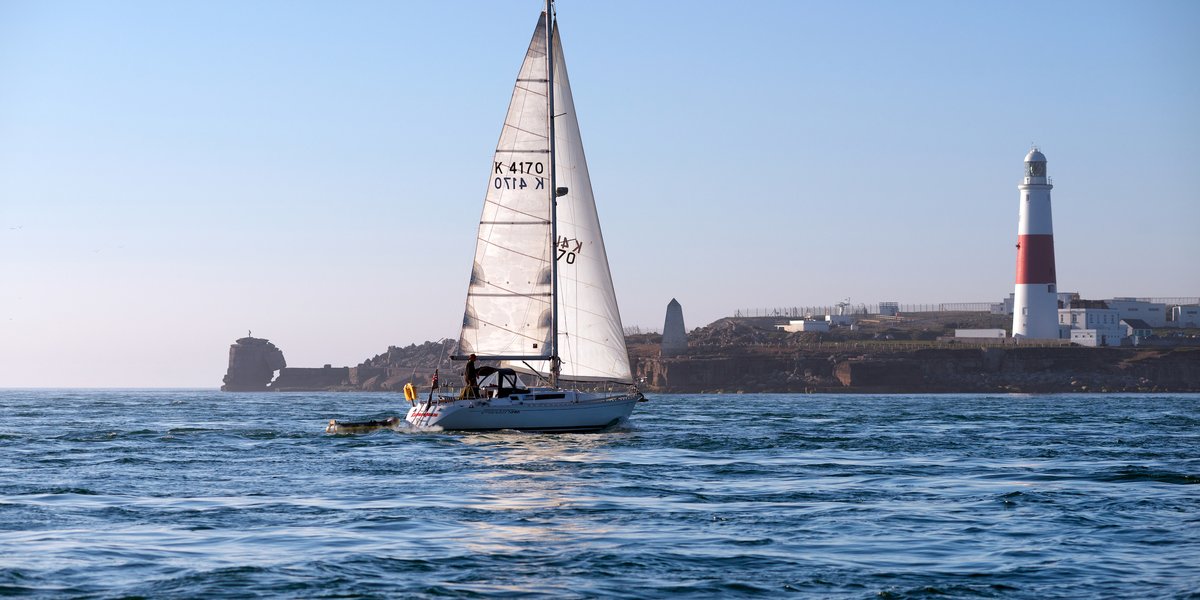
[{"left": 661, "top": 298, "right": 688, "bottom": 356}]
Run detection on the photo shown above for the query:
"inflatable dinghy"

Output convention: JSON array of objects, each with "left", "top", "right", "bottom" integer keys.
[{"left": 325, "top": 416, "right": 400, "bottom": 434}]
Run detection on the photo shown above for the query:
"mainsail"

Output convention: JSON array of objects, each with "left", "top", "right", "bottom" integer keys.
[
  {"left": 458, "top": 14, "right": 632, "bottom": 384},
  {"left": 458, "top": 13, "right": 554, "bottom": 361}
]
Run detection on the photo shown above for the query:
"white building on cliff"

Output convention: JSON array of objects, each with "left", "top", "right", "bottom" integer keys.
[{"left": 1058, "top": 306, "right": 1125, "bottom": 347}]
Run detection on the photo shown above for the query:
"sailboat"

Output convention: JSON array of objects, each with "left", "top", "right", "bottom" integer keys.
[{"left": 404, "top": 0, "right": 643, "bottom": 433}]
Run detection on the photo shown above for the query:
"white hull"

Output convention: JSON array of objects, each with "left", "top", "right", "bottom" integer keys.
[{"left": 405, "top": 388, "right": 641, "bottom": 432}]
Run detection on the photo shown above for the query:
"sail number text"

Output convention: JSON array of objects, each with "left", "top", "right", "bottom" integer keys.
[
  {"left": 557, "top": 236, "right": 583, "bottom": 265},
  {"left": 493, "top": 161, "right": 546, "bottom": 191},
  {"left": 495, "top": 161, "right": 544, "bottom": 175}
]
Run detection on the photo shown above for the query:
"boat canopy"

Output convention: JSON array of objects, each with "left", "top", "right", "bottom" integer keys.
[{"left": 477, "top": 368, "right": 528, "bottom": 397}]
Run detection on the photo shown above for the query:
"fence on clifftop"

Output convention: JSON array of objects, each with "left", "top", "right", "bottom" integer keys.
[
  {"left": 732, "top": 297, "right": 1200, "bottom": 321},
  {"left": 733, "top": 302, "right": 995, "bottom": 318}
]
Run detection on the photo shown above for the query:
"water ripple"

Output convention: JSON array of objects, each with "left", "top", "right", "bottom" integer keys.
[{"left": 0, "top": 391, "right": 1198, "bottom": 598}]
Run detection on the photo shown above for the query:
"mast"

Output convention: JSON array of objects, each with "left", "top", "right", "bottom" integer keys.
[{"left": 546, "top": 0, "right": 560, "bottom": 387}]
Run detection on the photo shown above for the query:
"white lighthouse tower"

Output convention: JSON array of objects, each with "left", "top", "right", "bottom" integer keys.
[{"left": 1012, "top": 147, "right": 1059, "bottom": 339}]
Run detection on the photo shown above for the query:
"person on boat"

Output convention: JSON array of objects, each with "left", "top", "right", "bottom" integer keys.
[{"left": 461, "top": 354, "right": 480, "bottom": 399}]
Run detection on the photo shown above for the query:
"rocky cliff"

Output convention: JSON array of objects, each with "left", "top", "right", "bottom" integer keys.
[
  {"left": 221, "top": 315, "right": 1200, "bottom": 393},
  {"left": 221, "top": 337, "right": 286, "bottom": 391},
  {"left": 627, "top": 317, "right": 1200, "bottom": 393},
  {"left": 265, "top": 339, "right": 459, "bottom": 392},
  {"left": 633, "top": 346, "right": 1200, "bottom": 393}
]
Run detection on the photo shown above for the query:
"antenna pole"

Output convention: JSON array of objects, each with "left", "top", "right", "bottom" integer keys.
[{"left": 546, "top": 0, "right": 560, "bottom": 387}]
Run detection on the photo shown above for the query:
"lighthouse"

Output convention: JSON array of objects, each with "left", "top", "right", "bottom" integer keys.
[{"left": 1012, "top": 147, "right": 1059, "bottom": 339}]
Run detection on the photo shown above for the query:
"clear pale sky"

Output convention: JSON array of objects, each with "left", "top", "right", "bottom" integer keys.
[{"left": 2, "top": 0, "right": 1198, "bottom": 387}]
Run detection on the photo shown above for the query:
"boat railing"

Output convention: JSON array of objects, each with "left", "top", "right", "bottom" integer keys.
[{"left": 408, "top": 379, "right": 636, "bottom": 403}]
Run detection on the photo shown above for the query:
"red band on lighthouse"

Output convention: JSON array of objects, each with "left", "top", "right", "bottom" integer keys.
[{"left": 1015, "top": 234, "right": 1056, "bottom": 284}]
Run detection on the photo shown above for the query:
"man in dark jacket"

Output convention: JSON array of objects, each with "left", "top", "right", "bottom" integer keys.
[{"left": 461, "top": 354, "right": 480, "bottom": 398}]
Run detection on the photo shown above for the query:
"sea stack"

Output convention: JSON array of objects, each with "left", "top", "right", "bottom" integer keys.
[
  {"left": 661, "top": 298, "right": 688, "bottom": 356},
  {"left": 221, "top": 336, "right": 287, "bottom": 391},
  {"left": 1012, "top": 147, "right": 1059, "bottom": 339}
]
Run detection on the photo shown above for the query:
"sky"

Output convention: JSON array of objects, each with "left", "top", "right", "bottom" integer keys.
[{"left": 1, "top": 0, "right": 1198, "bottom": 387}]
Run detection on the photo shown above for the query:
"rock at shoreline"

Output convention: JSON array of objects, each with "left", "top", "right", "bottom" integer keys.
[{"left": 221, "top": 337, "right": 286, "bottom": 392}]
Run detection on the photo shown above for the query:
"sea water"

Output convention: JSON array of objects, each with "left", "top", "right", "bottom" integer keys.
[{"left": 1, "top": 390, "right": 1197, "bottom": 598}]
